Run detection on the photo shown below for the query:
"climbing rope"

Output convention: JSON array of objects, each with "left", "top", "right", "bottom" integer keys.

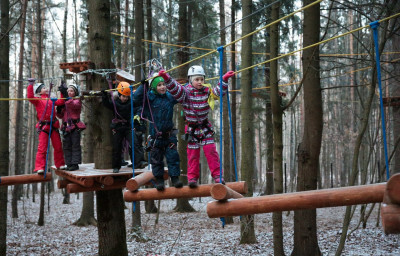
[{"left": 370, "top": 20, "right": 390, "bottom": 181}]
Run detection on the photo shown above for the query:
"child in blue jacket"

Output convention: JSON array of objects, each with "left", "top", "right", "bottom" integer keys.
[{"left": 134, "top": 74, "right": 182, "bottom": 191}]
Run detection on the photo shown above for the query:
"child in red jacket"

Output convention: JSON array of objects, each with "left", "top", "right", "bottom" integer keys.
[
  {"left": 57, "top": 84, "right": 86, "bottom": 171},
  {"left": 27, "top": 80, "right": 65, "bottom": 174}
]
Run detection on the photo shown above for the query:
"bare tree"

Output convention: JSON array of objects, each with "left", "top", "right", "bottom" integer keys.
[{"left": 239, "top": 0, "right": 256, "bottom": 244}]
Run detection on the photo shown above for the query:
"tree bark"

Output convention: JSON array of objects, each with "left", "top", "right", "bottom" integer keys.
[
  {"left": 239, "top": 0, "right": 256, "bottom": 244},
  {"left": 0, "top": 0, "right": 10, "bottom": 253},
  {"left": 88, "top": 1, "right": 127, "bottom": 255},
  {"left": 74, "top": 191, "right": 97, "bottom": 226},
  {"left": 292, "top": 1, "right": 322, "bottom": 255}
]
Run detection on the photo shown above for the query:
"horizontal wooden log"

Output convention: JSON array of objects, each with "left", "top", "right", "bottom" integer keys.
[
  {"left": 95, "top": 176, "right": 114, "bottom": 186},
  {"left": 124, "top": 181, "right": 247, "bottom": 202},
  {"left": 381, "top": 203, "right": 400, "bottom": 234},
  {"left": 207, "top": 183, "right": 386, "bottom": 218},
  {"left": 67, "top": 180, "right": 126, "bottom": 193},
  {"left": 0, "top": 173, "right": 52, "bottom": 186},
  {"left": 126, "top": 172, "right": 169, "bottom": 192},
  {"left": 210, "top": 183, "right": 244, "bottom": 200},
  {"left": 57, "top": 179, "right": 71, "bottom": 189},
  {"left": 386, "top": 173, "right": 400, "bottom": 204}
]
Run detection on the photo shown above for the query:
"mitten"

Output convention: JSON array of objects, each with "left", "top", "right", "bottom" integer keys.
[
  {"left": 222, "top": 71, "right": 235, "bottom": 82},
  {"left": 158, "top": 70, "right": 170, "bottom": 81}
]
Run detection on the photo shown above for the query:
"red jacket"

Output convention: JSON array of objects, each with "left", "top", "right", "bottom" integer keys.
[
  {"left": 57, "top": 97, "right": 86, "bottom": 131},
  {"left": 27, "top": 84, "right": 64, "bottom": 130}
]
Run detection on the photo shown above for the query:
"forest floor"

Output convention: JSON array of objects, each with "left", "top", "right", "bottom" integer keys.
[{"left": 5, "top": 187, "right": 400, "bottom": 256}]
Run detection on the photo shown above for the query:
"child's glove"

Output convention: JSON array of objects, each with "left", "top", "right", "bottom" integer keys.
[
  {"left": 141, "top": 79, "right": 149, "bottom": 88},
  {"left": 158, "top": 70, "right": 170, "bottom": 82},
  {"left": 27, "top": 78, "right": 35, "bottom": 86},
  {"left": 222, "top": 71, "right": 235, "bottom": 82}
]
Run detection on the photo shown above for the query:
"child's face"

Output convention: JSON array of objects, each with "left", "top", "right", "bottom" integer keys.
[
  {"left": 39, "top": 86, "right": 48, "bottom": 95},
  {"left": 156, "top": 82, "right": 166, "bottom": 94},
  {"left": 119, "top": 94, "right": 129, "bottom": 103},
  {"left": 191, "top": 76, "right": 204, "bottom": 90},
  {"left": 67, "top": 88, "right": 76, "bottom": 97}
]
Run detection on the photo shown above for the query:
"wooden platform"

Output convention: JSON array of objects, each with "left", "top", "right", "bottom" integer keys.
[{"left": 53, "top": 163, "right": 148, "bottom": 193}]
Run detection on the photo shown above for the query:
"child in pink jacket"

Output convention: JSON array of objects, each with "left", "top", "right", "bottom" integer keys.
[
  {"left": 27, "top": 80, "right": 65, "bottom": 174},
  {"left": 57, "top": 84, "right": 86, "bottom": 171},
  {"left": 159, "top": 66, "right": 234, "bottom": 188}
]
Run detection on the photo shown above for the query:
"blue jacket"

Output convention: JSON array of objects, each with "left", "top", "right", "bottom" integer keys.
[{"left": 134, "top": 84, "right": 178, "bottom": 137}]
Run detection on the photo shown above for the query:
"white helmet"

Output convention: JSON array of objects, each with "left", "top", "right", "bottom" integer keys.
[
  {"left": 187, "top": 65, "right": 205, "bottom": 77},
  {"left": 68, "top": 84, "right": 80, "bottom": 96},
  {"left": 33, "top": 83, "right": 45, "bottom": 94}
]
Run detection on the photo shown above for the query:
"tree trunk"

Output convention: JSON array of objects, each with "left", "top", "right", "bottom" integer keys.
[
  {"left": 174, "top": 0, "right": 195, "bottom": 212},
  {"left": 12, "top": 0, "right": 28, "bottom": 219},
  {"left": 239, "top": 0, "right": 256, "bottom": 244},
  {"left": 0, "top": 0, "right": 10, "bottom": 253},
  {"left": 292, "top": 1, "right": 322, "bottom": 255},
  {"left": 122, "top": 0, "right": 129, "bottom": 69},
  {"left": 74, "top": 192, "right": 97, "bottom": 226},
  {"left": 88, "top": 1, "right": 127, "bottom": 255},
  {"left": 269, "top": 2, "right": 284, "bottom": 255}
]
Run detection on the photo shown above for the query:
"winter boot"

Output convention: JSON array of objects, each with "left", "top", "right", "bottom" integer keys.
[
  {"left": 213, "top": 176, "right": 225, "bottom": 184},
  {"left": 155, "top": 177, "right": 165, "bottom": 191},
  {"left": 170, "top": 176, "right": 183, "bottom": 188},
  {"left": 113, "top": 168, "right": 120, "bottom": 173},
  {"left": 68, "top": 164, "right": 79, "bottom": 171},
  {"left": 188, "top": 178, "right": 198, "bottom": 188}
]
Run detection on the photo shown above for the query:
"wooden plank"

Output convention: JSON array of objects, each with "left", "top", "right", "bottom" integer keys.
[
  {"left": 123, "top": 181, "right": 247, "bottom": 202},
  {"left": 55, "top": 169, "right": 94, "bottom": 187},
  {"left": 0, "top": 173, "right": 52, "bottom": 186},
  {"left": 67, "top": 180, "right": 126, "bottom": 193},
  {"left": 57, "top": 179, "right": 71, "bottom": 189},
  {"left": 126, "top": 171, "right": 169, "bottom": 192},
  {"left": 210, "top": 183, "right": 245, "bottom": 200},
  {"left": 207, "top": 183, "right": 386, "bottom": 218},
  {"left": 381, "top": 203, "right": 400, "bottom": 234}
]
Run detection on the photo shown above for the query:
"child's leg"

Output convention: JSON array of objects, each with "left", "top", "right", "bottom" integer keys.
[
  {"left": 165, "top": 143, "right": 180, "bottom": 177},
  {"left": 70, "top": 130, "right": 82, "bottom": 164},
  {"left": 150, "top": 146, "right": 165, "bottom": 177},
  {"left": 187, "top": 146, "right": 200, "bottom": 181},
  {"left": 203, "top": 143, "right": 222, "bottom": 178},
  {"left": 51, "top": 130, "right": 65, "bottom": 168},
  {"left": 112, "top": 128, "right": 124, "bottom": 169},
  {"left": 34, "top": 131, "right": 49, "bottom": 171},
  {"left": 62, "top": 132, "right": 72, "bottom": 165}
]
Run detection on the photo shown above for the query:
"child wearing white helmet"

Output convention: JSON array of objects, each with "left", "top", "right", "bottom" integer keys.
[
  {"left": 57, "top": 83, "right": 86, "bottom": 171},
  {"left": 27, "top": 79, "right": 65, "bottom": 174},
  {"left": 159, "top": 66, "right": 234, "bottom": 188}
]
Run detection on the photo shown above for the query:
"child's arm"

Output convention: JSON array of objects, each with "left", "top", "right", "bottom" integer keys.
[
  {"left": 26, "top": 84, "right": 38, "bottom": 105},
  {"left": 64, "top": 98, "right": 82, "bottom": 110},
  {"left": 101, "top": 91, "right": 113, "bottom": 110},
  {"left": 133, "top": 82, "right": 146, "bottom": 106},
  {"left": 212, "top": 71, "right": 235, "bottom": 98},
  {"left": 159, "top": 70, "right": 188, "bottom": 104}
]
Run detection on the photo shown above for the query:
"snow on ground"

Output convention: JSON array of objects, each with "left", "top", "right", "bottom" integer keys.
[{"left": 5, "top": 188, "right": 400, "bottom": 255}]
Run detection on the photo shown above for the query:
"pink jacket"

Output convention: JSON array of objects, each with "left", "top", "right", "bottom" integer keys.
[
  {"left": 57, "top": 97, "right": 86, "bottom": 132},
  {"left": 27, "top": 84, "right": 64, "bottom": 130}
]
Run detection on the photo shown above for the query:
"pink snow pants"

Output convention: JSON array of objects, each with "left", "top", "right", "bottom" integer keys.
[
  {"left": 187, "top": 143, "right": 223, "bottom": 181},
  {"left": 34, "top": 130, "right": 65, "bottom": 172}
]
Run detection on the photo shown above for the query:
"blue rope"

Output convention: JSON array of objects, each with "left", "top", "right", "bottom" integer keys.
[
  {"left": 44, "top": 98, "right": 58, "bottom": 179},
  {"left": 217, "top": 46, "right": 224, "bottom": 183},
  {"left": 130, "top": 85, "right": 136, "bottom": 212},
  {"left": 370, "top": 20, "right": 390, "bottom": 181},
  {"left": 226, "top": 90, "right": 238, "bottom": 181},
  {"left": 217, "top": 46, "right": 226, "bottom": 228}
]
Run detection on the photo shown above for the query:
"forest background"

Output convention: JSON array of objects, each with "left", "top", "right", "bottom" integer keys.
[{"left": 0, "top": 0, "right": 399, "bottom": 255}]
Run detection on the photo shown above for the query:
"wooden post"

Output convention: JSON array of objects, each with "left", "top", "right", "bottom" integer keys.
[
  {"left": 124, "top": 181, "right": 248, "bottom": 202},
  {"left": 126, "top": 171, "right": 168, "bottom": 192},
  {"left": 207, "top": 183, "right": 386, "bottom": 218},
  {"left": 381, "top": 173, "right": 400, "bottom": 234},
  {"left": 95, "top": 175, "right": 114, "bottom": 186},
  {"left": 0, "top": 173, "right": 52, "bottom": 186},
  {"left": 67, "top": 180, "right": 126, "bottom": 193},
  {"left": 210, "top": 183, "right": 244, "bottom": 200}
]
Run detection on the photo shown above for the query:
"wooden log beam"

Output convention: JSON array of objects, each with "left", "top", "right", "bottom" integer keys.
[
  {"left": 124, "top": 181, "right": 248, "bottom": 202},
  {"left": 67, "top": 180, "right": 126, "bottom": 193},
  {"left": 126, "top": 171, "right": 169, "bottom": 192},
  {"left": 386, "top": 173, "right": 400, "bottom": 204},
  {"left": 55, "top": 169, "right": 94, "bottom": 187},
  {"left": 381, "top": 203, "right": 400, "bottom": 234},
  {"left": 210, "top": 183, "right": 244, "bottom": 200},
  {"left": 0, "top": 173, "right": 52, "bottom": 186},
  {"left": 95, "top": 176, "right": 114, "bottom": 186},
  {"left": 57, "top": 179, "right": 71, "bottom": 189},
  {"left": 207, "top": 183, "right": 386, "bottom": 218}
]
